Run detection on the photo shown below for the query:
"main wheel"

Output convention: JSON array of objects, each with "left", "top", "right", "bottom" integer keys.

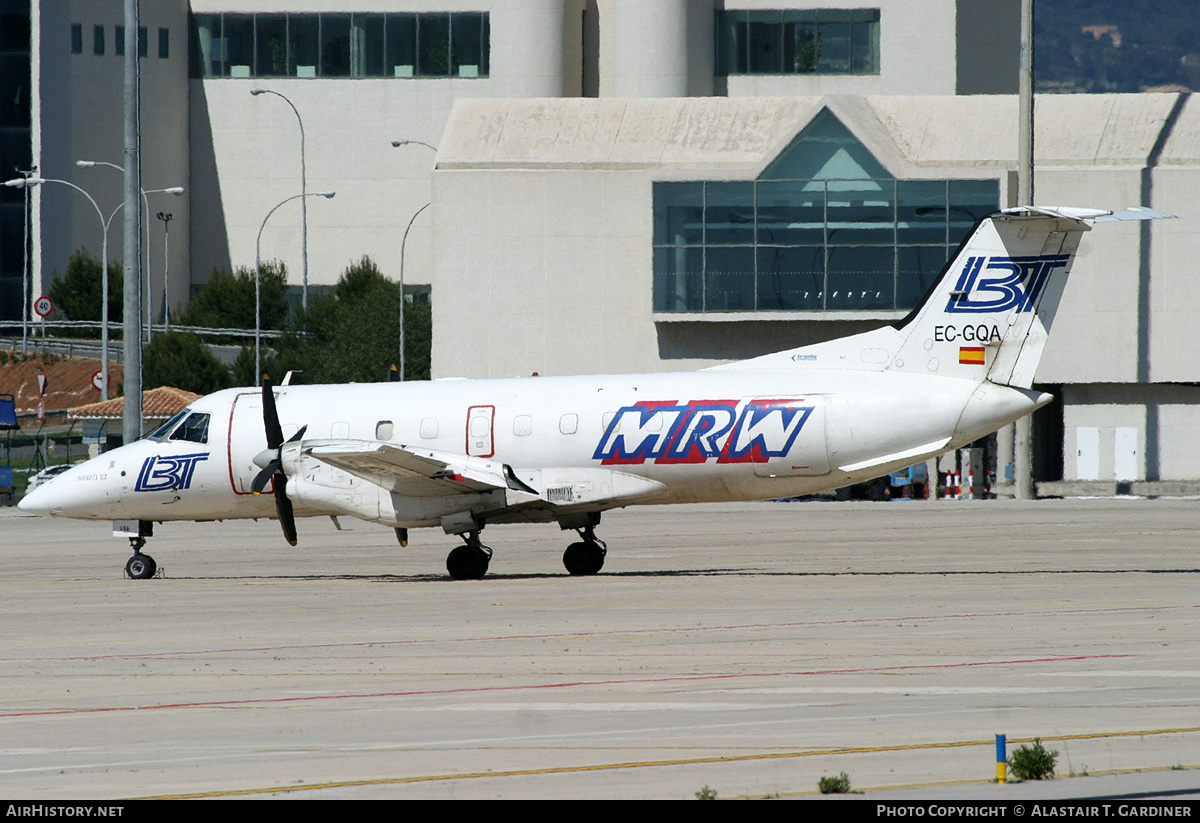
[
  {"left": 563, "top": 541, "right": 604, "bottom": 575},
  {"left": 126, "top": 553, "right": 157, "bottom": 580},
  {"left": 446, "top": 544, "right": 489, "bottom": 580}
]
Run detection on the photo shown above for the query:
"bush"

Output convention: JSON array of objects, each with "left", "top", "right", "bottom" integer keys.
[
  {"left": 694, "top": 785, "right": 717, "bottom": 800},
  {"left": 818, "top": 771, "right": 852, "bottom": 793},
  {"left": 1008, "top": 738, "right": 1058, "bottom": 780}
]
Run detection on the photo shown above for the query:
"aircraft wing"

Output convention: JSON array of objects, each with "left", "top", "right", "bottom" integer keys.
[
  {"left": 302, "top": 440, "right": 667, "bottom": 508},
  {"left": 303, "top": 441, "right": 525, "bottom": 498}
]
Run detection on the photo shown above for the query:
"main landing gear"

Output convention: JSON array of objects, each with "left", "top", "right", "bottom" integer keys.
[
  {"left": 562, "top": 525, "right": 606, "bottom": 576},
  {"left": 446, "top": 531, "right": 493, "bottom": 580}
]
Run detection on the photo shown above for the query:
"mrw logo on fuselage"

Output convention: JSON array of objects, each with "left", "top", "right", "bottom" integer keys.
[{"left": 593, "top": 399, "right": 813, "bottom": 465}]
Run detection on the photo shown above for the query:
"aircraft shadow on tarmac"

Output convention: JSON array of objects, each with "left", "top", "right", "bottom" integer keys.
[{"left": 153, "top": 566, "right": 1200, "bottom": 583}]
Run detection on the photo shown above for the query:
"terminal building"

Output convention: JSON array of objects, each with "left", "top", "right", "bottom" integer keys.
[{"left": 4, "top": 1, "right": 1199, "bottom": 491}]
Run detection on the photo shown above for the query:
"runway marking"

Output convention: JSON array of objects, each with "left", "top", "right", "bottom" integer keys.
[
  {"left": 0, "top": 605, "right": 1171, "bottom": 663},
  {"left": 0, "top": 654, "right": 1133, "bottom": 719},
  {"left": 140, "top": 726, "right": 1200, "bottom": 799}
]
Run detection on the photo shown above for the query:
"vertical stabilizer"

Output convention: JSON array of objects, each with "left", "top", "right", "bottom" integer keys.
[{"left": 889, "top": 207, "right": 1172, "bottom": 389}]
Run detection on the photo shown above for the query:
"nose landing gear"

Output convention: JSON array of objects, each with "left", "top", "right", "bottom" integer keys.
[{"left": 117, "top": 520, "right": 158, "bottom": 579}]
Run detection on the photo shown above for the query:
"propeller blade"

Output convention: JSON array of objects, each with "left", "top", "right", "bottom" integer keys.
[
  {"left": 251, "top": 463, "right": 278, "bottom": 495},
  {"left": 274, "top": 475, "right": 298, "bottom": 546},
  {"left": 262, "top": 375, "right": 283, "bottom": 450}
]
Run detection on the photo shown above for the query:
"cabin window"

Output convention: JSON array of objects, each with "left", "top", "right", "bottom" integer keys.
[
  {"left": 376, "top": 420, "right": 394, "bottom": 440},
  {"left": 559, "top": 413, "right": 578, "bottom": 435},
  {"left": 513, "top": 415, "right": 532, "bottom": 436}
]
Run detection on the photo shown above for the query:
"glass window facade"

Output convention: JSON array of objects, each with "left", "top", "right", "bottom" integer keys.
[
  {"left": 717, "top": 9, "right": 879, "bottom": 75},
  {"left": 652, "top": 111, "right": 999, "bottom": 314},
  {"left": 191, "top": 12, "right": 489, "bottom": 78}
]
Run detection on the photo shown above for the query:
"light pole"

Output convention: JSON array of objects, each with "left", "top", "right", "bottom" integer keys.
[
  {"left": 390, "top": 138, "right": 437, "bottom": 382},
  {"left": 16, "top": 166, "right": 36, "bottom": 354},
  {"left": 251, "top": 88, "right": 310, "bottom": 309},
  {"left": 3, "top": 176, "right": 118, "bottom": 400},
  {"left": 255, "top": 190, "right": 335, "bottom": 385},
  {"left": 156, "top": 212, "right": 173, "bottom": 331},
  {"left": 397, "top": 203, "right": 429, "bottom": 382},
  {"left": 77, "top": 161, "right": 184, "bottom": 342}
]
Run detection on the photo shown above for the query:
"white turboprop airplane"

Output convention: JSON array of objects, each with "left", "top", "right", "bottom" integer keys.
[{"left": 19, "top": 206, "right": 1173, "bottom": 579}]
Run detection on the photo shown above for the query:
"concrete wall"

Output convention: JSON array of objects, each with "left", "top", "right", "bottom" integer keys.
[{"left": 35, "top": 0, "right": 190, "bottom": 320}]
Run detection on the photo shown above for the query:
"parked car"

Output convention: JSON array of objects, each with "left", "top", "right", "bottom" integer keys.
[{"left": 26, "top": 464, "right": 74, "bottom": 494}]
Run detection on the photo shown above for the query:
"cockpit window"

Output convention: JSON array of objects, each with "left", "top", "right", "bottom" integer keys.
[
  {"left": 147, "top": 410, "right": 189, "bottom": 441},
  {"left": 169, "top": 412, "right": 210, "bottom": 444}
]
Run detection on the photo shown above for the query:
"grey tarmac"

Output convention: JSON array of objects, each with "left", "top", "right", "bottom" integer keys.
[{"left": 0, "top": 498, "right": 1196, "bottom": 800}]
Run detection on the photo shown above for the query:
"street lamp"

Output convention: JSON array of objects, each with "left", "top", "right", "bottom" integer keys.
[
  {"left": 397, "top": 203, "right": 429, "bottom": 382},
  {"left": 251, "top": 88, "right": 311, "bottom": 309},
  {"left": 390, "top": 139, "right": 437, "bottom": 152},
  {"left": 4, "top": 175, "right": 118, "bottom": 400},
  {"left": 77, "top": 161, "right": 185, "bottom": 342},
  {"left": 390, "top": 138, "right": 437, "bottom": 382},
  {"left": 255, "top": 190, "right": 336, "bottom": 385},
  {"left": 156, "top": 212, "right": 174, "bottom": 331}
]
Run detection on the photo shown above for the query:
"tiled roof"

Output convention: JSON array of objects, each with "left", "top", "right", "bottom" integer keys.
[{"left": 68, "top": 386, "right": 201, "bottom": 421}]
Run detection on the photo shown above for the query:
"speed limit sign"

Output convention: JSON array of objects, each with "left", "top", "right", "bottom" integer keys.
[{"left": 33, "top": 295, "right": 53, "bottom": 317}]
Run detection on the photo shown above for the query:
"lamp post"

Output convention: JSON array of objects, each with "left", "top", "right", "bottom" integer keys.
[
  {"left": 3, "top": 176, "right": 119, "bottom": 400},
  {"left": 255, "top": 190, "right": 335, "bottom": 385},
  {"left": 251, "top": 88, "right": 310, "bottom": 309},
  {"left": 16, "top": 166, "right": 36, "bottom": 354},
  {"left": 390, "top": 138, "right": 437, "bottom": 382},
  {"left": 156, "top": 212, "right": 173, "bottom": 331},
  {"left": 397, "top": 203, "right": 429, "bottom": 382},
  {"left": 77, "top": 161, "right": 184, "bottom": 342}
]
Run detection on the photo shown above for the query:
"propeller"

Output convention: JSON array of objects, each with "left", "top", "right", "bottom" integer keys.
[{"left": 251, "top": 375, "right": 306, "bottom": 546}]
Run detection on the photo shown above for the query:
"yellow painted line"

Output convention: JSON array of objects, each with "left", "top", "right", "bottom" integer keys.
[{"left": 140, "top": 726, "right": 1200, "bottom": 800}]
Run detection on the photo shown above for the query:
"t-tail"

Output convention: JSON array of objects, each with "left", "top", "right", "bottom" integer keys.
[
  {"left": 723, "top": 206, "right": 1174, "bottom": 388},
  {"left": 890, "top": 206, "right": 1173, "bottom": 388}
]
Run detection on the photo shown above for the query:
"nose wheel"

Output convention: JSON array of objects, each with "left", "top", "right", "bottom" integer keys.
[{"left": 124, "top": 536, "right": 157, "bottom": 579}]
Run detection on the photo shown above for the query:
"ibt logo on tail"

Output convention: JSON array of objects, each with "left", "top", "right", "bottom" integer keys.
[{"left": 946, "top": 255, "right": 1069, "bottom": 314}]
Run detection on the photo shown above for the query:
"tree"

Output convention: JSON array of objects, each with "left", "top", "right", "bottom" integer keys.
[
  {"left": 142, "top": 332, "right": 232, "bottom": 395},
  {"left": 47, "top": 250, "right": 123, "bottom": 336},
  {"left": 176, "top": 262, "right": 289, "bottom": 339},
  {"left": 237, "top": 256, "right": 430, "bottom": 386}
]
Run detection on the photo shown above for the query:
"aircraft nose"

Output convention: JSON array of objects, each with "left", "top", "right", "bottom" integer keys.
[
  {"left": 17, "top": 463, "right": 110, "bottom": 518},
  {"left": 18, "top": 476, "right": 68, "bottom": 515}
]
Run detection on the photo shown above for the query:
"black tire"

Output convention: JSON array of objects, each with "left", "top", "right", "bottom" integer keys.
[
  {"left": 126, "top": 553, "right": 157, "bottom": 580},
  {"left": 563, "top": 541, "right": 604, "bottom": 575},
  {"left": 446, "top": 544, "right": 489, "bottom": 580}
]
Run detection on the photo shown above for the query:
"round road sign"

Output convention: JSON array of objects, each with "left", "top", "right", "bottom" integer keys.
[
  {"left": 34, "top": 295, "right": 53, "bottom": 317},
  {"left": 91, "top": 370, "right": 105, "bottom": 391}
]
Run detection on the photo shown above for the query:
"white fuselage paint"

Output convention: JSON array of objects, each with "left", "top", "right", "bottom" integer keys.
[{"left": 24, "top": 367, "right": 1041, "bottom": 528}]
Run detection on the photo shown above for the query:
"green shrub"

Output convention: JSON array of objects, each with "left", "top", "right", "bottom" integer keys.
[
  {"left": 694, "top": 785, "right": 717, "bottom": 800},
  {"left": 1008, "top": 738, "right": 1058, "bottom": 780},
  {"left": 818, "top": 771, "right": 852, "bottom": 793}
]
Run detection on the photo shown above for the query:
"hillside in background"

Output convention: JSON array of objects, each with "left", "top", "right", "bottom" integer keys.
[{"left": 1037, "top": 0, "right": 1200, "bottom": 92}]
